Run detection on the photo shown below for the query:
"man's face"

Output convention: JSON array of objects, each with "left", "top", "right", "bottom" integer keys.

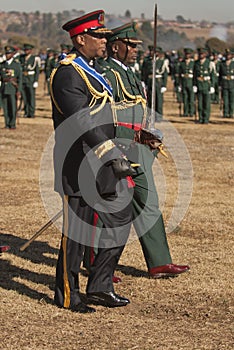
[
  {"left": 76, "top": 33, "right": 107, "bottom": 59},
  {"left": 115, "top": 40, "right": 138, "bottom": 65},
  {"left": 6, "top": 52, "right": 14, "bottom": 60}
]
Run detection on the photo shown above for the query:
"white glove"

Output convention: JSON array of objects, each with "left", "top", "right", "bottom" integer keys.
[
  {"left": 193, "top": 86, "right": 197, "bottom": 93},
  {"left": 33, "top": 81, "right": 38, "bottom": 88},
  {"left": 178, "top": 86, "right": 182, "bottom": 92},
  {"left": 161, "top": 87, "right": 167, "bottom": 93},
  {"left": 209, "top": 87, "right": 215, "bottom": 94}
]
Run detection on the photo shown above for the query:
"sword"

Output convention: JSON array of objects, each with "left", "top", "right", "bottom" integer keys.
[
  {"left": 150, "top": 3, "right": 157, "bottom": 130},
  {"left": 19, "top": 210, "right": 63, "bottom": 251}
]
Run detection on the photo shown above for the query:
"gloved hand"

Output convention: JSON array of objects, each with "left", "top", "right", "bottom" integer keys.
[
  {"left": 177, "top": 86, "right": 182, "bottom": 92},
  {"left": 209, "top": 86, "right": 215, "bottom": 94},
  {"left": 111, "top": 158, "right": 137, "bottom": 179},
  {"left": 193, "top": 86, "right": 198, "bottom": 93},
  {"left": 160, "top": 87, "right": 167, "bottom": 93},
  {"left": 33, "top": 81, "right": 38, "bottom": 88}
]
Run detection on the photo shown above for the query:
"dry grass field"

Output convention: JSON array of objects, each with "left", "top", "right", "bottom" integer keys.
[{"left": 0, "top": 74, "right": 233, "bottom": 350}]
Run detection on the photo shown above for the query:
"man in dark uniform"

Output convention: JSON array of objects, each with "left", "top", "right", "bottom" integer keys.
[
  {"left": 19, "top": 43, "right": 40, "bottom": 118},
  {"left": 51, "top": 10, "right": 135, "bottom": 313},
  {"left": 179, "top": 48, "right": 195, "bottom": 117},
  {"left": 219, "top": 48, "right": 234, "bottom": 118},
  {"left": 44, "top": 49, "right": 57, "bottom": 95},
  {"left": 141, "top": 46, "right": 168, "bottom": 119},
  {"left": 193, "top": 47, "right": 215, "bottom": 124},
  {"left": 0, "top": 46, "right": 22, "bottom": 129},
  {"left": 211, "top": 50, "right": 221, "bottom": 104},
  {"left": 84, "top": 22, "right": 190, "bottom": 279}
]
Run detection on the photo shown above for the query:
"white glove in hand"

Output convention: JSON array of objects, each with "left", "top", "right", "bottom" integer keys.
[
  {"left": 160, "top": 87, "right": 167, "bottom": 93},
  {"left": 193, "top": 86, "right": 198, "bottom": 93},
  {"left": 209, "top": 87, "right": 215, "bottom": 94},
  {"left": 178, "top": 86, "right": 182, "bottom": 92},
  {"left": 33, "top": 81, "right": 38, "bottom": 88}
]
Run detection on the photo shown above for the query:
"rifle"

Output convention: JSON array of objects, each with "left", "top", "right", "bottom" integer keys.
[
  {"left": 194, "top": 92, "right": 197, "bottom": 122},
  {"left": 150, "top": 3, "right": 157, "bottom": 129},
  {"left": 219, "top": 88, "right": 223, "bottom": 117}
]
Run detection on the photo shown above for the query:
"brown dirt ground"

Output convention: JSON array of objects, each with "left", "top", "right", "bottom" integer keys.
[{"left": 0, "top": 74, "right": 233, "bottom": 350}]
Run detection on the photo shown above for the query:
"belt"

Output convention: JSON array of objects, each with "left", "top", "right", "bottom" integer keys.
[
  {"left": 23, "top": 71, "right": 35, "bottom": 76},
  {"left": 197, "top": 76, "right": 210, "bottom": 81},
  {"left": 117, "top": 122, "right": 142, "bottom": 131},
  {"left": 181, "top": 74, "right": 193, "bottom": 78},
  {"left": 223, "top": 75, "right": 234, "bottom": 80}
]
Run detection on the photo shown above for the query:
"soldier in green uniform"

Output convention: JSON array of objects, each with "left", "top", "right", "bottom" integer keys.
[
  {"left": 19, "top": 43, "right": 40, "bottom": 118},
  {"left": 179, "top": 48, "right": 195, "bottom": 117},
  {"left": 84, "top": 22, "right": 190, "bottom": 279},
  {"left": 219, "top": 48, "right": 234, "bottom": 118},
  {"left": 193, "top": 47, "right": 215, "bottom": 124},
  {"left": 142, "top": 46, "right": 168, "bottom": 119},
  {"left": 44, "top": 49, "right": 57, "bottom": 95},
  {"left": 171, "top": 51, "right": 183, "bottom": 106},
  {"left": 211, "top": 50, "right": 221, "bottom": 104},
  {"left": 0, "top": 46, "right": 22, "bottom": 129}
]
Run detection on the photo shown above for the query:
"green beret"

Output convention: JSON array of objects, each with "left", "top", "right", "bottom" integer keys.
[
  {"left": 177, "top": 51, "right": 184, "bottom": 58},
  {"left": 108, "top": 22, "right": 142, "bottom": 44},
  {"left": 184, "top": 47, "right": 193, "bottom": 54},
  {"left": 60, "top": 44, "right": 68, "bottom": 50},
  {"left": 225, "top": 48, "right": 234, "bottom": 55},
  {"left": 155, "top": 46, "right": 163, "bottom": 53},
  {"left": 197, "top": 47, "right": 208, "bottom": 54},
  {"left": 5, "top": 46, "right": 15, "bottom": 54},
  {"left": 24, "top": 43, "right": 34, "bottom": 50}
]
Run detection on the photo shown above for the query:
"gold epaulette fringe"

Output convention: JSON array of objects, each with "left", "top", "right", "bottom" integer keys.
[
  {"left": 110, "top": 69, "right": 147, "bottom": 124},
  {"left": 49, "top": 58, "right": 114, "bottom": 117}
]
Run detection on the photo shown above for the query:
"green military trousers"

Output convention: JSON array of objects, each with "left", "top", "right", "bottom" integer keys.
[{"left": 84, "top": 144, "right": 172, "bottom": 270}]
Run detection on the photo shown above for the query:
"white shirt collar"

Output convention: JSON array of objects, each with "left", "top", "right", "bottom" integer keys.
[{"left": 111, "top": 58, "right": 128, "bottom": 71}]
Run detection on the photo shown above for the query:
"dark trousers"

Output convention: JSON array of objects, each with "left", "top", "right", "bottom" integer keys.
[
  {"left": 2, "top": 93, "right": 16, "bottom": 128},
  {"left": 55, "top": 184, "right": 132, "bottom": 308},
  {"left": 22, "top": 84, "right": 35, "bottom": 117}
]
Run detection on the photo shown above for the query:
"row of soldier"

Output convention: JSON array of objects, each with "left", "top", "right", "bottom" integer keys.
[
  {"left": 138, "top": 45, "right": 234, "bottom": 123},
  {"left": 1, "top": 41, "right": 234, "bottom": 129},
  {"left": 0, "top": 43, "right": 70, "bottom": 129}
]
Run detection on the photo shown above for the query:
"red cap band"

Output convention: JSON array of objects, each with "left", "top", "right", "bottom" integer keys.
[{"left": 69, "top": 19, "right": 102, "bottom": 37}]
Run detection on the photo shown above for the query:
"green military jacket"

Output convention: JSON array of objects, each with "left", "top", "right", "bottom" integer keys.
[
  {"left": 143, "top": 57, "right": 168, "bottom": 89},
  {"left": 179, "top": 59, "right": 195, "bottom": 88},
  {"left": 45, "top": 56, "right": 57, "bottom": 80},
  {"left": 219, "top": 60, "right": 234, "bottom": 89},
  {"left": 193, "top": 58, "right": 215, "bottom": 92},
  {"left": 100, "top": 57, "right": 147, "bottom": 140},
  {"left": 172, "top": 59, "right": 182, "bottom": 87},
  {"left": 0, "top": 58, "right": 22, "bottom": 95},
  {"left": 19, "top": 54, "right": 40, "bottom": 86}
]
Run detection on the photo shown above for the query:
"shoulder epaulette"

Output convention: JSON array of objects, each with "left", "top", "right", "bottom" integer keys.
[{"left": 60, "top": 54, "right": 77, "bottom": 65}]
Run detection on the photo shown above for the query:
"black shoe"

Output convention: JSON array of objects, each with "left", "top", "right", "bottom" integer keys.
[
  {"left": 87, "top": 291, "right": 130, "bottom": 307},
  {"left": 70, "top": 302, "right": 96, "bottom": 313},
  {"left": 55, "top": 301, "right": 96, "bottom": 313}
]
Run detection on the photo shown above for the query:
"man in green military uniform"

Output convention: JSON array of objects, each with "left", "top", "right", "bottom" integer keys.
[
  {"left": 193, "top": 47, "right": 215, "bottom": 124},
  {"left": 219, "top": 48, "right": 234, "bottom": 118},
  {"left": 211, "top": 50, "right": 221, "bottom": 104},
  {"left": 44, "top": 49, "right": 57, "bottom": 95},
  {"left": 19, "top": 43, "right": 40, "bottom": 118},
  {"left": 141, "top": 46, "right": 168, "bottom": 120},
  {"left": 84, "top": 22, "right": 190, "bottom": 279},
  {"left": 171, "top": 51, "right": 183, "bottom": 107},
  {"left": 179, "top": 48, "right": 195, "bottom": 117},
  {"left": 0, "top": 46, "right": 22, "bottom": 129}
]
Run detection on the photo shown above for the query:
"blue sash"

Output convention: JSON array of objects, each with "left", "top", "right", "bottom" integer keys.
[{"left": 60, "top": 54, "right": 113, "bottom": 96}]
